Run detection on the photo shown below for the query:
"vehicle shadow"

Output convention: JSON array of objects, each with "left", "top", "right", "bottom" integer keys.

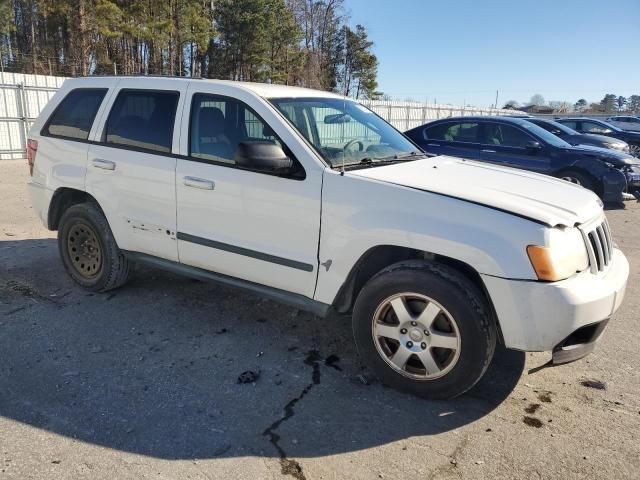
[{"left": 0, "top": 238, "right": 525, "bottom": 460}]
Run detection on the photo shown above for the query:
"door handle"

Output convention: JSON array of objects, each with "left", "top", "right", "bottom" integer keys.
[
  {"left": 92, "top": 159, "right": 116, "bottom": 170},
  {"left": 184, "top": 176, "right": 215, "bottom": 190},
  {"left": 427, "top": 143, "right": 441, "bottom": 147},
  {"left": 481, "top": 149, "right": 496, "bottom": 153}
]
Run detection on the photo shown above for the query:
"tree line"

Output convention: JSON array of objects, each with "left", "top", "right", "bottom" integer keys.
[
  {"left": 0, "top": 0, "right": 381, "bottom": 99},
  {"left": 505, "top": 93, "right": 640, "bottom": 114}
]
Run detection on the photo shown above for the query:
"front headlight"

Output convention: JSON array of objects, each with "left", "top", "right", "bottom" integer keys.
[
  {"left": 527, "top": 227, "right": 589, "bottom": 281},
  {"left": 605, "top": 142, "right": 628, "bottom": 152}
]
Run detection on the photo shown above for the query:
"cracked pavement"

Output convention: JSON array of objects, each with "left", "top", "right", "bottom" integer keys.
[{"left": 1, "top": 159, "right": 639, "bottom": 479}]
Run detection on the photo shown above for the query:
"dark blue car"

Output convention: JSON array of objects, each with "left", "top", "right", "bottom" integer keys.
[{"left": 405, "top": 116, "right": 636, "bottom": 203}]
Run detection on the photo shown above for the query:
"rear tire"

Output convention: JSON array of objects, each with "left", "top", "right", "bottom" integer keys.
[
  {"left": 352, "top": 260, "right": 496, "bottom": 399},
  {"left": 58, "top": 202, "right": 131, "bottom": 292}
]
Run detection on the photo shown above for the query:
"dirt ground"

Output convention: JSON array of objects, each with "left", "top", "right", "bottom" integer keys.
[{"left": 1, "top": 159, "right": 639, "bottom": 480}]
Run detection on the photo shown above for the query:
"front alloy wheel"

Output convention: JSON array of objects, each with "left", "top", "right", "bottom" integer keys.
[{"left": 372, "top": 293, "right": 461, "bottom": 380}]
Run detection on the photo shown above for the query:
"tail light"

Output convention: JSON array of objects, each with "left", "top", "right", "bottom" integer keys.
[{"left": 27, "top": 139, "right": 38, "bottom": 176}]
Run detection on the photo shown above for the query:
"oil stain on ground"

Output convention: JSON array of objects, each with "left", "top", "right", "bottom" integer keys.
[
  {"left": 523, "top": 416, "right": 543, "bottom": 428},
  {"left": 537, "top": 392, "right": 552, "bottom": 403},
  {"left": 524, "top": 403, "right": 541, "bottom": 414},
  {"left": 581, "top": 379, "right": 606, "bottom": 390}
]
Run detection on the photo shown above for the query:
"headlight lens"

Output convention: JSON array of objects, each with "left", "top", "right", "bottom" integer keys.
[
  {"left": 605, "top": 142, "right": 628, "bottom": 152},
  {"left": 527, "top": 228, "right": 589, "bottom": 281}
]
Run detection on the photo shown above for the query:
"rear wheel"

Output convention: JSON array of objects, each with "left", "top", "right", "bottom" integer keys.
[
  {"left": 58, "top": 202, "right": 131, "bottom": 292},
  {"left": 352, "top": 260, "right": 497, "bottom": 399},
  {"left": 629, "top": 144, "right": 640, "bottom": 158}
]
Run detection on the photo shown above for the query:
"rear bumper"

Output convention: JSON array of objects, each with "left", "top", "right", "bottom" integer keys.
[{"left": 482, "top": 248, "right": 628, "bottom": 353}]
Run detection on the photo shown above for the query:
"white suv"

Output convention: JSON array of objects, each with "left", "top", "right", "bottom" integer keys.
[{"left": 27, "top": 77, "right": 629, "bottom": 398}]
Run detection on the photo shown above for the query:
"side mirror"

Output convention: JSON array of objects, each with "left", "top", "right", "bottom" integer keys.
[
  {"left": 235, "top": 141, "right": 294, "bottom": 173},
  {"left": 525, "top": 140, "right": 542, "bottom": 151}
]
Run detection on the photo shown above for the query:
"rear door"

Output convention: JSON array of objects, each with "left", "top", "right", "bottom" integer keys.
[
  {"left": 478, "top": 122, "right": 551, "bottom": 173},
  {"left": 86, "top": 79, "right": 188, "bottom": 261},
  {"left": 422, "top": 121, "right": 480, "bottom": 159}
]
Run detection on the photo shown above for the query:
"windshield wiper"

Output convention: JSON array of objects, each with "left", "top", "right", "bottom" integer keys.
[{"left": 340, "top": 151, "right": 426, "bottom": 170}]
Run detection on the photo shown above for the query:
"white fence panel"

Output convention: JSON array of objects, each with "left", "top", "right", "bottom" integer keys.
[{"left": 0, "top": 73, "right": 65, "bottom": 159}]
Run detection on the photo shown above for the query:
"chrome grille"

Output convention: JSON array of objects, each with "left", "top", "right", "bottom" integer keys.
[{"left": 582, "top": 218, "right": 614, "bottom": 274}]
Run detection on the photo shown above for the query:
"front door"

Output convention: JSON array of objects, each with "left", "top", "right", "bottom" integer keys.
[
  {"left": 478, "top": 122, "right": 550, "bottom": 174},
  {"left": 175, "top": 90, "right": 322, "bottom": 298}
]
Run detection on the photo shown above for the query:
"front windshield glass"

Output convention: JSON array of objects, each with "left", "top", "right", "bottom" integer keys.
[
  {"left": 269, "top": 97, "right": 420, "bottom": 167},
  {"left": 519, "top": 120, "right": 572, "bottom": 148}
]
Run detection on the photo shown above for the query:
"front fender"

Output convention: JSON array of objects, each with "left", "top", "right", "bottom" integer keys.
[
  {"left": 314, "top": 171, "right": 546, "bottom": 305},
  {"left": 567, "top": 158, "right": 626, "bottom": 202}
]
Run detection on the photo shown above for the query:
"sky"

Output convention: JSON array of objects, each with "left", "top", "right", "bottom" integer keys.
[{"left": 345, "top": 0, "right": 640, "bottom": 108}]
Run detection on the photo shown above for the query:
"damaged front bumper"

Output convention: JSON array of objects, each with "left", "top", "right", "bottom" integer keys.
[{"left": 552, "top": 319, "right": 609, "bottom": 364}]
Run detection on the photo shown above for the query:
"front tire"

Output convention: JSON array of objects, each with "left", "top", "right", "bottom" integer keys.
[
  {"left": 352, "top": 260, "right": 496, "bottom": 399},
  {"left": 58, "top": 202, "right": 131, "bottom": 292},
  {"left": 557, "top": 169, "right": 594, "bottom": 191}
]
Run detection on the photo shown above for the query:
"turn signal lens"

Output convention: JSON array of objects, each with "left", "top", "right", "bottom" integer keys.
[{"left": 527, "top": 245, "right": 558, "bottom": 281}]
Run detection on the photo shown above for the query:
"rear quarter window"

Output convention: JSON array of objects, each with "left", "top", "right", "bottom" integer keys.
[{"left": 43, "top": 88, "right": 107, "bottom": 140}]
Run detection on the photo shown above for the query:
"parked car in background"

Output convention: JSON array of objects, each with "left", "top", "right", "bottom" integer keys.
[
  {"left": 405, "top": 116, "right": 628, "bottom": 202},
  {"left": 27, "top": 77, "right": 630, "bottom": 399},
  {"left": 606, "top": 115, "right": 640, "bottom": 130},
  {"left": 523, "top": 118, "right": 640, "bottom": 192},
  {"left": 525, "top": 118, "right": 630, "bottom": 153},
  {"left": 555, "top": 118, "right": 640, "bottom": 157}
]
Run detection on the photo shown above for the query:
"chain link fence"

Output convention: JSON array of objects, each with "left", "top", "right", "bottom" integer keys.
[{"left": 1, "top": 73, "right": 521, "bottom": 160}]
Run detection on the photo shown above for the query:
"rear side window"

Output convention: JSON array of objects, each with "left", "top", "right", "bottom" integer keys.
[
  {"left": 44, "top": 89, "right": 107, "bottom": 140},
  {"left": 104, "top": 90, "right": 179, "bottom": 153}
]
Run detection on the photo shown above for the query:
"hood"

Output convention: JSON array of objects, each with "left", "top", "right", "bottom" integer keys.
[
  {"left": 349, "top": 156, "right": 603, "bottom": 228},
  {"left": 565, "top": 144, "right": 639, "bottom": 166},
  {"left": 574, "top": 132, "right": 628, "bottom": 145}
]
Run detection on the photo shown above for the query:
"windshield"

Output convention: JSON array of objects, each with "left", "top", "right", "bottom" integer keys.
[
  {"left": 518, "top": 120, "right": 572, "bottom": 148},
  {"left": 269, "top": 97, "right": 421, "bottom": 167}
]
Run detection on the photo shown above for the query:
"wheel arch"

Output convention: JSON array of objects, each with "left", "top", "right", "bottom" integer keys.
[
  {"left": 331, "top": 245, "right": 503, "bottom": 343},
  {"left": 48, "top": 188, "right": 102, "bottom": 231}
]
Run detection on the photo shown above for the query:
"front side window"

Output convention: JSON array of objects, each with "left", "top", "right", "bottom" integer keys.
[
  {"left": 425, "top": 122, "right": 479, "bottom": 142},
  {"left": 481, "top": 123, "right": 533, "bottom": 147},
  {"left": 44, "top": 88, "right": 107, "bottom": 140},
  {"left": 189, "top": 93, "right": 304, "bottom": 177},
  {"left": 582, "top": 120, "right": 614, "bottom": 134},
  {"left": 104, "top": 90, "right": 179, "bottom": 153},
  {"left": 270, "top": 97, "right": 419, "bottom": 167}
]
